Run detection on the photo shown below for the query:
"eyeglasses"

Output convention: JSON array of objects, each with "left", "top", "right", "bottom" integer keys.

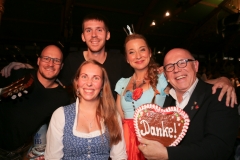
[
  {"left": 164, "top": 59, "right": 195, "bottom": 72},
  {"left": 40, "top": 56, "right": 62, "bottom": 65}
]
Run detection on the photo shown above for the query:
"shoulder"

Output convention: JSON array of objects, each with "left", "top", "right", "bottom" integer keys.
[
  {"left": 52, "top": 85, "right": 71, "bottom": 103},
  {"left": 116, "top": 77, "right": 131, "bottom": 86},
  {"left": 197, "top": 79, "right": 213, "bottom": 92},
  {"left": 156, "top": 73, "right": 168, "bottom": 95},
  {"left": 12, "top": 68, "right": 35, "bottom": 78},
  {"left": 115, "top": 77, "right": 131, "bottom": 93},
  {"left": 106, "top": 51, "right": 126, "bottom": 61},
  {"left": 51, "top": 106, "right": 65, "bottom": 119},
  {"left": 64, "top": 51, "right": 84, "bottom": 61}
]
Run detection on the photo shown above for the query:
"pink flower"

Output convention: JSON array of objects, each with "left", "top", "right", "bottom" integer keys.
[{"left": 132, "top": 88, "right": 143, "bottom": 100}]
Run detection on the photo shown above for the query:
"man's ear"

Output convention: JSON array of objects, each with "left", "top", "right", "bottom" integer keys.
[
  {"left": 81, "top": 33, "right": 86, "bottom": 42},
  {"left": 37, "top": 57, "right": 40, "bottom": 66},
  {"left": 106, "top": 31, "right": 110, "bottom": 40},
  {"left": 194, "top": 60, "right": 199, "bottom": 72}
]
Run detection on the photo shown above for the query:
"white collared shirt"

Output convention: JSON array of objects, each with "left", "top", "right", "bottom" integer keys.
[{"left": 169, "top": 78, "right": 199, "bottom": 109}]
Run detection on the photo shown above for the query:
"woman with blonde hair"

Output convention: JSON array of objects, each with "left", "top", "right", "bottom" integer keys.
[{"left": 115, "top": 33, "right": 168, "bottom": 160}]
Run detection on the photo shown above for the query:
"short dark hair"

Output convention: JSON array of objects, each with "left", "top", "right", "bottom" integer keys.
[{"left": 82, "top": 13, "right": 109, "bottom": 32}]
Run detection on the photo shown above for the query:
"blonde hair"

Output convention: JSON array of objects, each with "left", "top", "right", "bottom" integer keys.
[
  {"left": 124, "top": 34, "right": 159, "bottom": 96},
  {"left": 73, "top": 60, "right": 122, "bottom": 146}
]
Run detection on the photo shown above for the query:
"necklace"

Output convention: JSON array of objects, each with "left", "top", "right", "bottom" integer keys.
[
  {"left": 132, "top": 79, "right": 145, "bottom": 90},
  {"left": 81, "top": 112, "right": 95, "bottom": 130}
]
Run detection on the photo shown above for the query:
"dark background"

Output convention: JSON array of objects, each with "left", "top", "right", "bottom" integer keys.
[{"left": 0, "top": 0, "right": 239, "bottom": 69}]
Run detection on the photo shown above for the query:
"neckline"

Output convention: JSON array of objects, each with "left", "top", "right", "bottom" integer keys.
[
  {"left": 83, "top": 51, "right": 107, "bottom": 64},
  {"left": 123, "top": 77, "right": 151, "bottom": 96}
]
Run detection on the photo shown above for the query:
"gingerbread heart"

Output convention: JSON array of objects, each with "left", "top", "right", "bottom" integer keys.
[{"left": 133, "top": 103, "right": 190, "bottom": 146}]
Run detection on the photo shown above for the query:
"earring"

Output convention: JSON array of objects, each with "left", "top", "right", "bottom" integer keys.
[
  {"left": 167, "top": 79, "right": 170, "bottom": 82},
  {"left": 76, "top": 89, "right": 80, "bottom": 96}
]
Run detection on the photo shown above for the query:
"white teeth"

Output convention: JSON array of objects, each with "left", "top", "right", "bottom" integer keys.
[
  {"left": 176, "top": 75, "right": 186, "bottom": 80},
  {"left": 84, "top": 89, "right": 93, "bottom": 93},
  {"left": 46, "top": 68, "right": 54, "bottom": 71}
]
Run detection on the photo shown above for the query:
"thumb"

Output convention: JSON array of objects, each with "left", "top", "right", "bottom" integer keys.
[{"left": 138, "top": 136, "right": 149, "bottom": 144}]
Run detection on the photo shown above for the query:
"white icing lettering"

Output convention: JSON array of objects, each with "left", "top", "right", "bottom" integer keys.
[
  {"left": 151, "top": 126, "right": 157, "bottom": 136},
  {"left": 162, "top": 121, "right": 169, "bottom": 137},
  {"left": 156, "top": 127, "right": 162, "bottom": 136},
  {"left": 140, "top": 120, "right": 150, "bottom": 136},
  {"left": 139, "top": 121, "right": 178, "bottom": 138},
  {"left": 168, "top": 127, "right": 173, "bottom": 138}
]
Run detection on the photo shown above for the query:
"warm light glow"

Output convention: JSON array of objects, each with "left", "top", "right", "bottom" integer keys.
[
  {"left": 157, "top": 51, "right": 161, "bottom": 54},
  {"left": 151, "top": 20, "right": 156, "bottom": 26},
  {"left": 165, "top": 11, "right": 170, "bottom": 17},
  {"left": 238, "top": 58, "right": 240, "bottom": 61},
  {"left": 223, "top": 57, "right": 235, "bottom": 60}
]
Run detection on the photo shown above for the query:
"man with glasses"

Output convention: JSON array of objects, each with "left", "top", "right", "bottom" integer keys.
[
  {"left": 0, "top": 13, "right": 133, "bottom": 100},
  {"left": 0, "top": 45, "right": 70, "bottom": 160},
  {"left": 138, "top": 48, "right": 238, "bottom": 160},
  {"left": 0, "top": 13, "right": 237, "bottom": 106}
]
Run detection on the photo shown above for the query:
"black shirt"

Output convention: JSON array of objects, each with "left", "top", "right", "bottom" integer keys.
[
  {"left": 58, "top": 51, "right": 133, "bottom": 98},
  {"left": 0, "top": 69, "right": 70, "bottom": 150}
]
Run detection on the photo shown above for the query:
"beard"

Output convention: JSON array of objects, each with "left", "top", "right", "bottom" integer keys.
[{"left": 38, "top": 68, "right": 58, "bottom": 81}]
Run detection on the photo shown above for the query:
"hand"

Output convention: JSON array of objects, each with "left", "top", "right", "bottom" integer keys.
[
  {"left": 34, "top": 155, "right": 45, "bottom": 160},
  {"left": 1, "top": 62, "right": 33, "bottom": 77},
  {"left": 138, "top": 137, "right": 168, "bottom": 160},
  {"left": 211, "top": 77, "right": 237, "bottom": 107}
]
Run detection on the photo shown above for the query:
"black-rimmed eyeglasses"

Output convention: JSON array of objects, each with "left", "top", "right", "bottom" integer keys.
[
  {"left": 164, "top": 59, "right": 195, "bottom": 72},
  {"left": 40, "top": 56, "right": 62, "bottom": 65}
]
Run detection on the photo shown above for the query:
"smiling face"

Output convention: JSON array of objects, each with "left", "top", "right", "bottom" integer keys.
[
  {"left": 81, "top": 20, "right": 110, "bottom": 54},
  {"left": 76, "top": 63, "right": 103, "bottom": 102},
  {"left": 125, "top": 38, "right": 151, "bottom": 71},
  {"left": 37, "top": 45, "right": 63, "bottom": 81},
  {"left": 163, "top": 48, "right": 199, "bottom": 95}
]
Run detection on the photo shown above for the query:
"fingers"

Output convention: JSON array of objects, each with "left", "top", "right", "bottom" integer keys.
[
  {"left": 1, "top": 62, "right": 14, "bottom": 77},
  {"left": 138, "top": 136, "right": 148, "bottom": 144},
  {"left": 6, "top": 63, "right": 14, "bottom": 77},
  {"left": 230, "top": 88, "right": 237, "bottom": 108},
  {"left": 137, "top": 137, "right": 148, "bottom": 150},
  {"left": 211, "top": 84, "right": 217, "bottom": 94},
  {"left": 0, "top": 62, "right": 24, "bottom": 78},
  {"left": 219, "top": 84, "right": 231, "bottom": 102},
  {"left": 215, "top": 83, "right": 237, "bottom": 107}
]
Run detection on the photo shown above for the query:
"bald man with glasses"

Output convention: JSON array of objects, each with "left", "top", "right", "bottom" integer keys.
[
  {"left": 0, "top": 45, "right": 70, "bottom": 160},
  {"left": 138, "top": 48, "right": 239, "bottom": 160}
]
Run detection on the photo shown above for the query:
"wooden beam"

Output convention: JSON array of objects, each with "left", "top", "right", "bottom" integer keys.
[
  {"left": 142, "top": 0, "right": 202, "bottom": 34},
  {"left": 199, "top": 1, "right": 218, "bottom": 8},
  {"left": 136, "top": 0, "right": 159, "bottom": 33}
]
